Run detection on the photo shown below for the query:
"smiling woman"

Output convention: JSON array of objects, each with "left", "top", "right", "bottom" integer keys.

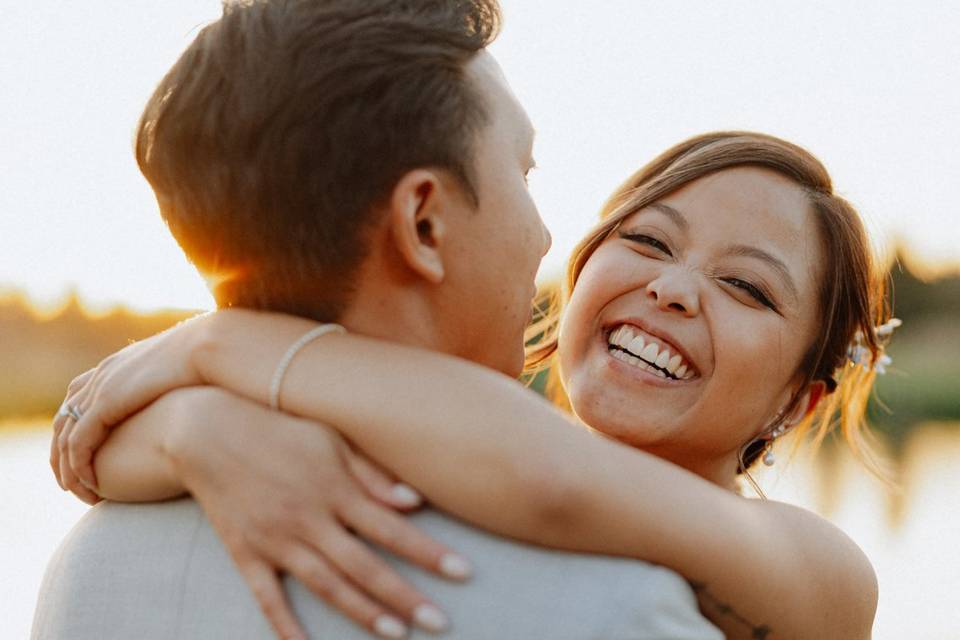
[
  {"left": 533, "top": 132, "right": 890, "bottom": 484},
  {"left": 560, "top": 166, "right": 829, "bottom": 481}
]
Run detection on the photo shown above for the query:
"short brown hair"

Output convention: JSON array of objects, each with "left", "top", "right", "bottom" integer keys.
[
  {"left": 136, "top": 0, "right": 502, "bottom": 321},
  {"left": 526, "top": 132, "right": 891, "bottom": 477}
]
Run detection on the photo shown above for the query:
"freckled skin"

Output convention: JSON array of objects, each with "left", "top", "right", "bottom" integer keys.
[
  {"left": 558, "top": 167, "right": 824, "bottom": 483},
  {"left": 439, "top": 52, "right": 550, "bottom": 378}
]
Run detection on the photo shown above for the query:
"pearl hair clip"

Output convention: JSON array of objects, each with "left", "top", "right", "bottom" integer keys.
[{"left": 846, "top": 318, "right": 902, "bottom": 374}]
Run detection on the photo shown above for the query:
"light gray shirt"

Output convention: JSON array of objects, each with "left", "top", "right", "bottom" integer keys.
[{"left": 33, "top": 498, "right": 722, "bottom": 639}]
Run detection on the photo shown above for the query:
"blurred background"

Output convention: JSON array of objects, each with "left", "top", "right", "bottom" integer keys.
[{"left": 2, "top": 1, "right": 958, "bottom": 638}]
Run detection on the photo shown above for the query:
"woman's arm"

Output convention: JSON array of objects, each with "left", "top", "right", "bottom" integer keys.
[
  {"left": 91, "top": 388, "right": 424, "bottom": 510},
  {"left": 91, "top": 392, "right": 188, "bottom": 502},
  {"left": 66, "top": 308, "right": 878, "bottom": 639},
  {"left": 193, "top": 311, "right": 877, "bottom": 639},
  {"left": 83, "top": 385, "right": 473, "bottom": 640}
]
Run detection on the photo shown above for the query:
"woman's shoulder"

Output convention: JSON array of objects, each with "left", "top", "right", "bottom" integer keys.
[
  {"left": 757, "top": 498, "right": 878, "bottom": 636},
  {"left": 758, "top": 498, "right": 864, "bottom": 547}
]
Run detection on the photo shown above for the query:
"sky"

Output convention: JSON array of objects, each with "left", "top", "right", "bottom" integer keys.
[{"left": 2, "top": 1, "right": 959, "bottom": 313}]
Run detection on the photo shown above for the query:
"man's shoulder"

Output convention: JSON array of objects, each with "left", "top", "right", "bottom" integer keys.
[
  {"left": 35, "top": 499, "right": 722, "bottom": 640},
  {"left": 400, "top": 509, "right": 723, "bottom": 639},
  {"left": 409, "top": 508, "right": 694, "bottom": 590}
]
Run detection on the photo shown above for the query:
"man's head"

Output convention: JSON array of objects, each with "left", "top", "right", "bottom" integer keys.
[
  {"left": 135, "top": 0, "right": 495, "bottom": 317},
  {"left": 137, "top": 0, "right": 547, "bottom": 377},
  {"left": 341, "top": 51, "right": 549, "bottom": 376}
]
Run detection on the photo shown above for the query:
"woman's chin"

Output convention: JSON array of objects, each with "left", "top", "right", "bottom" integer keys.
[
  {"left": 567, "top": 374, "right": 700, "bottom": 443},
  {"left": 574, "top": 405, "right": 679, "bottom": 450}
]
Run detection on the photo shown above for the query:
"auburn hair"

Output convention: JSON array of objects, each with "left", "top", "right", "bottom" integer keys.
[{"left": 526, "top": 132, "right": 891, "bottom": 478}]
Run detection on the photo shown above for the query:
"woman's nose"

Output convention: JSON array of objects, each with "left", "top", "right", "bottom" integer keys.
[{"left": 645, "top": 270, "right": 700, "bottom": 317}]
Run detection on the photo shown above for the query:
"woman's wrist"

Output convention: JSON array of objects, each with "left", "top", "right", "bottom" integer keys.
[
  {"left": 91, "top": 389, "right": 205, "bottom": 501},
  {"left": 184, "top": 311, "right": 223, "bottom": 387},
  {"left": 159, "top": 386, "right": 233, "bottom": 488},
  {"left": 188, "top": 308, "right": 326, "bottom": 406},
  {"left": 183, "top": 309, "right": 258, "bottom": 388}
]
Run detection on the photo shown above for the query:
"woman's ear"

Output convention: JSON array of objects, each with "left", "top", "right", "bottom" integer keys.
[
  {"left": 785, "top": 381, "right": 827, "bottom": 426},
  {"left": 386, "top": 169, "right": 448, "bottom": 284}
]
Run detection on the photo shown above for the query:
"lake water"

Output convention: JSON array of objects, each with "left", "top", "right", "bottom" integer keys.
[{"left": 3, "top": 420, "right": 959, "bottom": 639}]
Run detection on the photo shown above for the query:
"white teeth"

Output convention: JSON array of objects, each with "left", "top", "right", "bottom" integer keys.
[
  {"left": 612, "top": 349, "right": 642, "bottom": 369},
  {"left": 610, "top": 327, "right": 625, "bottom": 347},
  {"left": 608, "top": 324, "right": 696, "bottom": 381},
  {"left": 640, "top": 343, "right": 659, "bottom": 362},
  {"left": 611, "top": 326, "right": 634, "bottom": 350},
  {"left": 627, "top": 336, "right": 645, "bottom": 356},
  {"left": 619, "top": 327, "right": 632, "bottom": 346},
  {"left": 667, "top": 354, "right": 683, "bottom": 374},
  {"left": 655, "top": 350, "right": 671, "bottom": 369}
]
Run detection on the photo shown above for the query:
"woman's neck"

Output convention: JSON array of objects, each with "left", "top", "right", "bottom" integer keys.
[{"left": 640, "top": 442, "right": 743, "bottom": 492}]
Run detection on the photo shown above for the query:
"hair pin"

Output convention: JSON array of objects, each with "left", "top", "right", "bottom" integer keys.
[{"left": 846, "top": 318, "right": 901, "bottom": 374}]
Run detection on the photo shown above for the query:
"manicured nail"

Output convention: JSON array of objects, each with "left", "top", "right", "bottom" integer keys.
[
  {"left": 413, "top": 604, "right": 449, "bottom": 633},
  {"left": 373, "top": 614, "right": 407, "bottom": 639},
  {"left": 391, "top": 483, "right": 422, "bottom": 507},
  {"left": 439, "top": 553, "right": 472, "bottom": 580}
]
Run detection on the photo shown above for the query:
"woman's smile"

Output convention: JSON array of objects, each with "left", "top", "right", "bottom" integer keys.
[{"left": 606, "top": 323, "right": 699, "bottom": 381}]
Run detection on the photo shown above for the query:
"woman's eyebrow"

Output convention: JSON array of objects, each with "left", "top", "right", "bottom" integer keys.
[
  {"left": 648, "top": 202, "right": 689, "bottom": 233},
  {"left": 724, "top": 244, "right": 799, "bottom": 301}
]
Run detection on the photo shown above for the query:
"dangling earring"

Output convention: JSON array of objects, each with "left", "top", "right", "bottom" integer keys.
[
  {"left": 762, "top": 445, "right": 776, "bottom": 466},
  {"left": 761, "top": 424, "right": 788, "bottom": 467}
]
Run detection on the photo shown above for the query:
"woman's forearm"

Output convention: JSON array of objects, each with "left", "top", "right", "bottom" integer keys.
[{"left": 93, "top": 391, "right": 194, "bottom": 502}]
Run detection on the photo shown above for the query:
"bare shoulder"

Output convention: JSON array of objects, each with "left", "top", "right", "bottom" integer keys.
[{"left": 757, "top": 499, "right": 878, "bottom": 639}]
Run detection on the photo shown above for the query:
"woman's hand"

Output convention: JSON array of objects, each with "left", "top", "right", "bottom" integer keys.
[
  {"left": 64, "top": 384, "right": 472, "bottom": 640},
  {"left": 51, "top": 315, "right": 211, "bottom": 494}
]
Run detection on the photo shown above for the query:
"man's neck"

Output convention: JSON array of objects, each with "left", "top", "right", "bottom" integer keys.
[{"left": 337, "top": 286, "right": 445, "bottom": 354}]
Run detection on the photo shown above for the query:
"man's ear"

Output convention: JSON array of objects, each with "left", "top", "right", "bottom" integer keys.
[
  {"left": 784, "top": 380, "right": 827, "bottom": 426},
  {"left": 386, "top": 169, "right": 450, "bottom": 285}
]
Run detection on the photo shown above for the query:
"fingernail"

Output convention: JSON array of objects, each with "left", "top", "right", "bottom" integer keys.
[
  {"left": 413, "top": 603, "right": 449, "bottom": 633},
  {"left": 439, "top": 553, "right": 472, "bottom": 580},
  {"left": 373, "top": 614, "right": 407, "bottom": 639},
  {"left": 391, "top": 483, "right": 422, "bottom": 507}
]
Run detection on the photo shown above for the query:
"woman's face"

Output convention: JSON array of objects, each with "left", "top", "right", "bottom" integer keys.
[{"left": 558, "top": 167, "right": 825, "bottom": 479}]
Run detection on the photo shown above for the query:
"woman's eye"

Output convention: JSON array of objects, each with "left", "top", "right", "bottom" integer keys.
[
  {"left": 619, "top": 232, "right": 672, "bottom": 257},
  {"left": 724, "top": 278, "right": 777, "bottom": 311}
]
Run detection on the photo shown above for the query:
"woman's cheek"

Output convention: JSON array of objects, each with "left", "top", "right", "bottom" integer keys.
[
  {"left": 724, "top": 325, "right": 793, "bottom": 418},
  {"left": 715, "top": 323, "right": 777, "bottom": 389}
]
